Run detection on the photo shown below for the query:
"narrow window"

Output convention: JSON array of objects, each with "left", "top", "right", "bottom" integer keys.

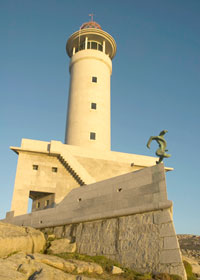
[
  {"left": 92, "top": 76, "right": 97, "bottom": 83},
  {"left": 98, "top": 44, "right": 103, "bottom": 51},
  {"left": 79, "top": 42, "right": 85, "bottom": 50},
  {"left": 45, "top": 200, "right": 49, "bottom": 207},
  {"left": 37, "top": 202, "right": 40, "bottom": 208},
  {"left": 91, "top": 42, "right": 97, "bottom": 49},
  {"left": 52, "top": 167, "right": 58, "bottom": 173},
  {"left": 91, "top": 103, "right": 97, "bottom": 110},
  {"left": 33, "top": 165, "right": 38, "bottom": 170},
  {"left": 90, "top": 132, "right": 96, "bottom": 140}
]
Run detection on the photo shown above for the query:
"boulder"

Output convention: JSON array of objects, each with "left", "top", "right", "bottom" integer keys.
[
  {"left": 70, "top": 259, "right": 103, "bottom": 274},
  {"left": 0, "top": 222, "right": 46, "bottom": 257},
  {"left": 111, "top": 265, "right": 124, "bottom": 274},
  {"left": 49, "top": 238, "right": 76, "bottom": 254}
]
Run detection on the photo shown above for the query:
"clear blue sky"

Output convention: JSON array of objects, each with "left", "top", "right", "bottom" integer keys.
[{"left": 1, "top": 0, "right": 200, "bottom": 234}]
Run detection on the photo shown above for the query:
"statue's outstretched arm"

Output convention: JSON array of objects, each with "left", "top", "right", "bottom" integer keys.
[{"left": 147, "top": 136, "right": 154, "bottom": 149}]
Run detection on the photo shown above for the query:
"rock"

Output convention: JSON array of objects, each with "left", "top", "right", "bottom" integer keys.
[
  {"left": 33, "top": 253, "right": 103, "bottom": 274},
  {"left": 0, "top": 258, "right": 27, "bottom": 280},
  {"left": 0, "top": 222, "right": 46, "bottom": 257},
  {"left": 70, "top": 259, "right": 103, "bottom": 274},
  {"left": 183, "top": 256, "right": 200, "bottom": 276},
  {"left": 111, "top": 265, "right": 124, "bottom": 274},
  {"left": 34, "top": 253, "right": 76, "bottom": 272},
  {"left": 49, "top": 238, "right": 76, "bottom": 254},
  {"left": 0, "top": 252, "right": 101, "bottom": 279},
  {"left": 48, "top": 234, "right": 56, "bottom": 241}
]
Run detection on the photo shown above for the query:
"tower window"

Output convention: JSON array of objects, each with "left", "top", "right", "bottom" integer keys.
[
  {"left": 91, "top": 103, "right": 97, "bottom": 110},
  {"left": 91, "top": 42, "right": 97, "bottom": 50},
  {"left": 98, "top": 44, "right": 103, "bottom": 51},
  {"left": 52, "top": 167, "right": 58, "bottom": 173},
  {"left": 45, "top": 200, "right": 49, "bottom": 207},
  {"left": 36, "top": 202, "right": 40, "bottom": 208},
  {"left": 90, "top": 132, "right": 96, "bottom": 140},
  {"left": 33, "top": 165, "right": 38, "bottom": 170},
  {"left": 92, "top": 77, "right": 97, "bottom": 83}
]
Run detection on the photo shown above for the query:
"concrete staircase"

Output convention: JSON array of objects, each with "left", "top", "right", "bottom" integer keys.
[
  {"left": 58, "top": 155, "right": 85, "bottom": 186},
  {"left": 50, "top": 141, "right": 96, "bottom": 186}
]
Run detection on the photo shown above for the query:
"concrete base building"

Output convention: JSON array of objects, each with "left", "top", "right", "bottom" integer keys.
[{"left": 10, "top": 139, "right": 172, "bottom": 216}]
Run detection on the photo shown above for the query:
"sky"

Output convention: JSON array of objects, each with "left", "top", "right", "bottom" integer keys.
[{"left": 1, "top": 0, "right": 200, "bottom": 235}]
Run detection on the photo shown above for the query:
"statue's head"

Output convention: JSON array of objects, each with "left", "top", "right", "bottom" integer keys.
[{"left": 159, "top": 130, "right": 168, "bottom": 136}]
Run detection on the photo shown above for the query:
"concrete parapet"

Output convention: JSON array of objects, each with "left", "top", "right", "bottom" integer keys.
[{"left": 5, "top": 164, "right": 171, "bottom": 228}]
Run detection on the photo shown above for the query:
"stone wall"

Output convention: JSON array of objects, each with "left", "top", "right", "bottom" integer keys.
[{"left": 41, "top": 209, "right": 186, "bottom": 279}]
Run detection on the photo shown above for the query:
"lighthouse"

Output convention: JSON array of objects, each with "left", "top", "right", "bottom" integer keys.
[
  {"left": 65, "top": 18, "right": 117, "bottom": 151},
  {"left": 8, "top": 18, "right": 162, "bottom": 217}
]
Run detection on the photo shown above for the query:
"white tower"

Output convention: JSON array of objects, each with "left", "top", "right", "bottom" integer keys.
[{"left": 65, "top": 19, "right": 116, "bottom": 151}]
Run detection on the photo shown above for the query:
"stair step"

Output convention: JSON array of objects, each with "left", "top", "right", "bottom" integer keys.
[{"left": 58, "top": 155, "right": 84, "bottom": 186}]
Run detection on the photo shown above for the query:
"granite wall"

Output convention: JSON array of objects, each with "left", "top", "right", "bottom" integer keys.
[{"left": 41, "top": 208, "right": 186, "bottom": 279}]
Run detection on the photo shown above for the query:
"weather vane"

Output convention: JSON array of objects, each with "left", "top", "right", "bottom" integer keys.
[
  {"left": 146, "top": 130, "right": 171, "bottom": 164},
  {"left": 89, "top": 13, "right": 94, "bottom": 22}
]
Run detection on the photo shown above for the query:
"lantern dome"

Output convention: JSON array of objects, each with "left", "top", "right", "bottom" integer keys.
[{"left": 80, "top": 21, "right": 102, "bottom": 30}]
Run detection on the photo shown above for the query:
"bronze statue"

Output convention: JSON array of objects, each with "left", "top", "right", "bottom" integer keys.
[{"left": 147, "top": 130, "right": 171, "bottom": 164}]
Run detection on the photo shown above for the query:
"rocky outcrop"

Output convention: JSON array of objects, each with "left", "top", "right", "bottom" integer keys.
[
  {"left": 0, "top": 222, "right": 103, "bottom": 279},
  {"left": 178, "top": 234, "right": 200, "bottom": 261},
  {"left": 0, "top": 222, "right": 45, "bottom": 258},
  {"left": 0, "top": 252, "right": 101, "bottom": 280},
  {"left": 178, "top": 234, "right": 200, "bottom": 277},
  {"left": 182, "top": 256, "right": 200, "bottom": 276}
]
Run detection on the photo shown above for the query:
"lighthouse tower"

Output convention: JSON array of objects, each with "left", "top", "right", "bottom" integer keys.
[{"left": 65, "top": 18, "right": 116, "bottom": 151}]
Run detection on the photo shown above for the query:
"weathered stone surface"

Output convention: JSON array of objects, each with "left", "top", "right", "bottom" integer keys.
[
  {"left": 111, "top": 265, "right": 124, "bottom": 274},
  {"left": 53, "top": 210, "right": 186, "bottom": 279},
  {"left": 153, "top": 209, "right": 173, "bottom": 225},
  {"left": 39, "top": 210, "right": 187, "bottom": 279},
  {"left": 164, "top": 236, "right": 179, "bottom": 250},
  {"left": 0, "top": 252, "right": 101, "bottom": 280},
  {"left": 49, "top": 238, "right": 76, "bottom": 254},
  {"left": 160, "top": 249, "right": 182, "bottom": 264},
  {"left": 70, "top": 259, "right": 103, "bottom": 274},
  {"left": 183, "top": 256, "right": 200, "bottom": 276},
  {"left": 33, "top": 253, "right": 75, "bottom": 272},
  {"left": 0, "top": 222, "right": 46, "bottom": 257},
  {"left": 177, "top": 234, "right": 200, "bottom": 278},
  {"left": 72, "top": 212, "right": 162, "bottom": 273},
  {"left": 32, "top": 253, "right": 103, "bottom": 275},
  {"left": 160, "top": 222, "right": 176, "bottom": 237},
  {"left": 178, "top": 234, "right": 200, "bottom": 262},
  {"left": 158, "top": 263, "right": 186, "bottom": 280},
  {"left": 53, "top": 226, "right": 64, "bottom": 238},
  {"left": 0, "top": 258, "right": 27, "bottom": 280}
]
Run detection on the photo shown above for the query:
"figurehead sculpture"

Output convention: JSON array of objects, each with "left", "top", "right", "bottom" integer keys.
[{"left": 147, "top": 130, "right": 171, "bottom": 164}]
